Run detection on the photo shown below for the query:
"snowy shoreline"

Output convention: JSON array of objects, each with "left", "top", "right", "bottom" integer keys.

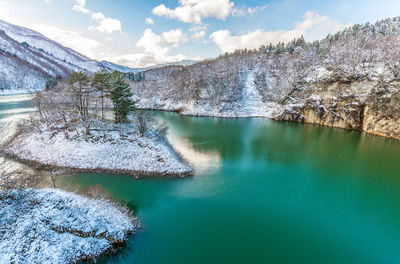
[
  {"left": 4, "top": 124, "right": 193, "bottom": 178},
  {"left": 0, "top": 188, "right": 137, "bottom": 263}
]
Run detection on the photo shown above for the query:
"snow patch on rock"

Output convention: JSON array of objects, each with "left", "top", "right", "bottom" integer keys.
[{"left": 242, "top": 70, "right": 263, "bottom": 116}]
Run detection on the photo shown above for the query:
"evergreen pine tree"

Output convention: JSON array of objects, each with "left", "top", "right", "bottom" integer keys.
[{"left": 109, "top": 72, "right": 136, "bottom": 123}]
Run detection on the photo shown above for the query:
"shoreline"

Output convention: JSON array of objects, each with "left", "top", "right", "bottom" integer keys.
[
  {"left": 1, "top": 92, "right": 397, "bottom": 141},
  {"left": 136, "top": 107, "right": 400, "bottom": 141},
  {"left": 3, "top": 152, "right": 194, "bottom": 178},
  {"left": 3, "top": 121, "right": 194, "bottom": 178}
]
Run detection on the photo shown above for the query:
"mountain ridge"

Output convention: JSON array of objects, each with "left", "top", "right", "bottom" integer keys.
[
  {"left": 0, "top": 19, "right": 104, "bottom": 92},
  {"left": 0, "top": 18, "right": 199, "bottom": 93},
  {"left": 100, "top": 59, "right": 199, "bottom": 74}
]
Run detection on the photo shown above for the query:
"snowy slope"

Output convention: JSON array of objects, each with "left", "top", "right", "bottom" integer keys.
[
  {"left": 101, "top": 61, "right": 141, "bottom": 73},
  {"left": 0, "top": 19, "right": 105, "bottom": 93},
  {"left": 0, "top": 19, "right": 100, "bottom": 73}
]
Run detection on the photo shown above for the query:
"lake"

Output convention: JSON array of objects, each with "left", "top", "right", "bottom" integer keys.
[{"left": 2, "top": 94, "right": 400, "bottom": 264}]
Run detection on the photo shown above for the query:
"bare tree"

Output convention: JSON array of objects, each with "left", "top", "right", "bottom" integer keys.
[{"left": 0, "top": 124, "right": 41, "bottom": 190}]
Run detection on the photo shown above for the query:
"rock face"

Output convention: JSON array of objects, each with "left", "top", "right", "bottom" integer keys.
[
  {"left": 132, "top": 17, "right": 400, "bottom": 140},
  {"left": 0, "top": 188, "right": 136, "bottom": 264}
]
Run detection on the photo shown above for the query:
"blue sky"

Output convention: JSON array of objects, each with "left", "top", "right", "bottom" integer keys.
[{"left": 1, "top": 0, "right": 400, "bottom": 67}]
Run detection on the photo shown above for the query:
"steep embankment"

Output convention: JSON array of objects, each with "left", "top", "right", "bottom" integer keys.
[{"left": 132, "top": 17, "right": 400, "bottom": 140}]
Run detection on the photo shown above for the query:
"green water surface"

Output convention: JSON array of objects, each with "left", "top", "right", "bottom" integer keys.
[{"left": 2, "top": 94, "right": 400, "bottom": 264}]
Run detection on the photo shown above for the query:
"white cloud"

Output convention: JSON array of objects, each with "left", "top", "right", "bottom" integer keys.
[
  {"left": 189, "top": 24, "right": 208, "bottom": 32},
  {"left": 137, "top": 28, "right": 187, "bottom": 54},
  {"left": 71, "top": 0, "right": 122, "bottom": 33},
  {"left": 89, "top": 12, "right": 121, "bottom": 33},
  {"left": 152, "top": 0, "right": 269, "bottom": 23},
  {"left": 210, "top": 11, "right": 345, "bottom": 53},
  {"left": 106, "top": 28, "right": 191, "bottom": 68},
  {"left": 298, "top": 11, "right": 350, "bottom": 41},
  {"left": 247, "top": 5, "right": 268, "bottom": 14},
  {"left": 161, "top": 28, "right": 188, "bottom": 47},
  {"left": 189, "top": 24, "right": 207, "bottom": 40},
  {"left": 191, "top": 30, "right": 205, "bottom": 40},
  {"left": 105, "top": 52, "right": 190, "bottom": 69},
  {"left": 91, "top": 12, "right": 105, "bottom": 21},
  {"left": 295, "top": 11, "right": 330, "bottom": 31},
  {"left": 75, "top": 0, "right": 86, "bottom": 6},
  {"left": 152, "top": 0, "right": 234, "bottom": 24},
  {"left": 145, "top": 17, "right": 154, "bottom": 25},
  {"left": 231, "top": 4, "right": 268, "bottom": 17},
  {"left": 72, "top": 4, "right": 90, "bottom": 14}
]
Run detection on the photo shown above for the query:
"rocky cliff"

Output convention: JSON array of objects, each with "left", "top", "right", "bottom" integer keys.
[{"left": 132, "top": 17, "right": 400, "bottom": 140}]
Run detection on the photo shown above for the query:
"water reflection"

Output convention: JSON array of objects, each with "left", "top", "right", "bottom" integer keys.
[
  {"left": 2, "top": 94, "right": 400, "bottom": 264},
  {"left": 157, "top": 113, "right": 249, "bottom": 160}
]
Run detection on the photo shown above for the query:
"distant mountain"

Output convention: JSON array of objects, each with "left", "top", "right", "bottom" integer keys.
[
  {"left": 101, "top": 59, "right": 198, "bottom": 74},
  {"left": 100, "top": 61, "right": 142, "bottom": 73},
  {"left": 0, "top": 19, "right": 102, "bottom": 93},
  {"left": 149, "top": 60, "right": 198, "bottom": 69}
]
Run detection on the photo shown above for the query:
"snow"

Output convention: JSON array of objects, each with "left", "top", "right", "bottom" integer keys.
[
  {"left": 0, "top": 188, "right": 136, "bottom": 264},
  {"left": 238, "top": 70, "right": 282, "bottom": 118},
  {"left": 5, "top": 125, "right": 193, "bottom": 176},
  {"left": 0, "top": 89, "right": 38, "bottom": 95},
  {"left": 0, "top": 19, "right": 101, "bottom": 73},
  {"left": 131, "top": 16, "right": 400, "bottom": 128},
  {"left": 101, "top": 61, "right": 140, "bottom": 74},
  {"left": 0, "top": 19, "right": 104, "bottom": 93},
  {"left": 242, "top": 70, "right": 264, "bottom": 116}
]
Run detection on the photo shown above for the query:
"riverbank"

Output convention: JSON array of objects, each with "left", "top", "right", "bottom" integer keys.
[
  {"left": 0, "top": 188, "right": 136, "bottom": 263},
  {"left": 4, "top": 121, "right": 193, "bottom": 178}
]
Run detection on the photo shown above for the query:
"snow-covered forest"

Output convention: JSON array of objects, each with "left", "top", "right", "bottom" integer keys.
[{"left": 132, "top": 17, "right": 400, "bottom": 140}]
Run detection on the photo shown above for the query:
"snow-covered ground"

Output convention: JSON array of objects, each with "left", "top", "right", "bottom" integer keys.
[
  {"left": 0, "top": 188, "right": 136, "bottom": 264},
  {"left": 5, "top": 124, "right": 193, "bottom": 176}
]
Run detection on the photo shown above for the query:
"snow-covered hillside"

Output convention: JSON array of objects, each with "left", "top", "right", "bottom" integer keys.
[
  {"left": 132, "top": 16, "right": 400, "bottom": 140},
  {"left": 0, "top": 19, "right": 103, "bottom": 93},
  {"left": 0, "top": 19, "right": 101, "bottom": 73}
]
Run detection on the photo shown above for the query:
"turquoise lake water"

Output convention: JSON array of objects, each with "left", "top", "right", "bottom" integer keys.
[{"left": 2, "top": 94, "right": 400, "bottom": 264}]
